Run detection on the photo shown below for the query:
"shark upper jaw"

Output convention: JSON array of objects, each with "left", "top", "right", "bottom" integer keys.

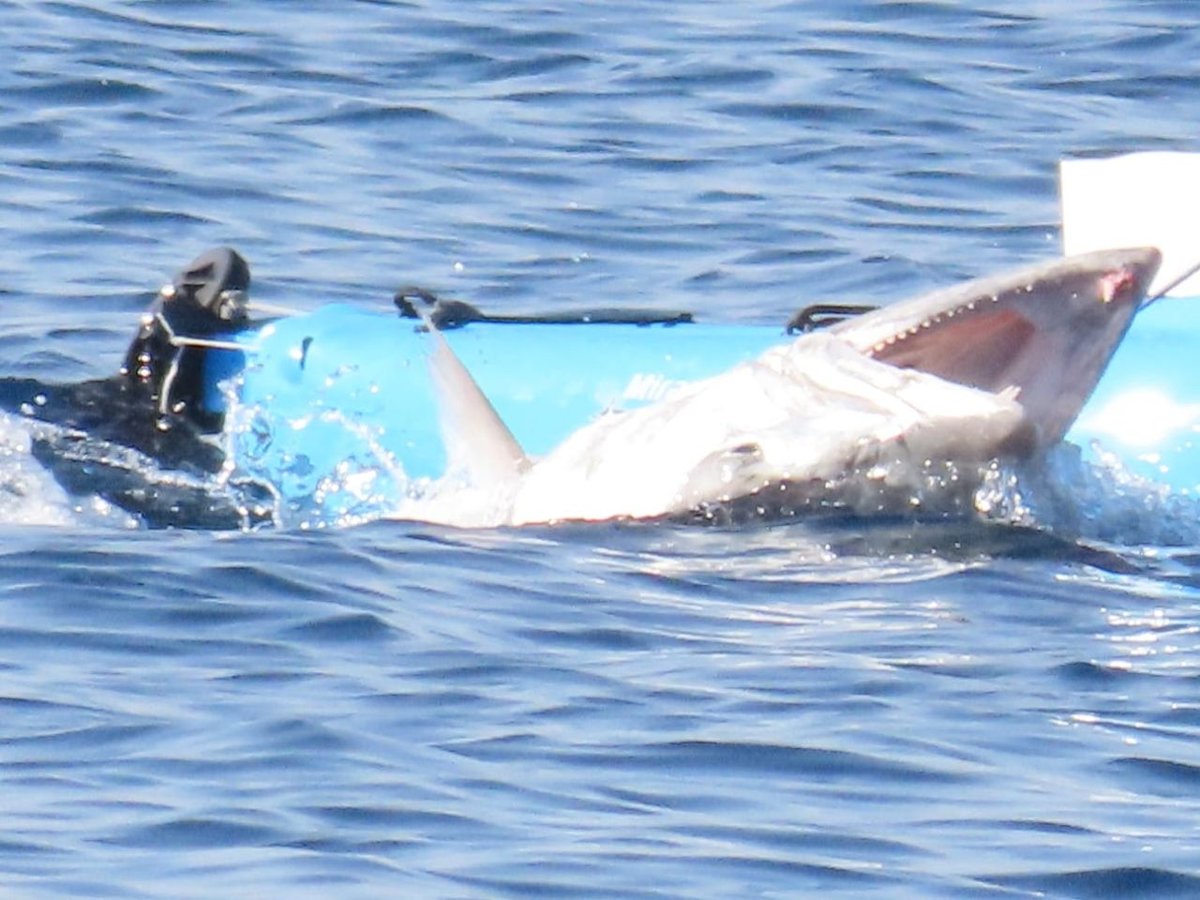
[{"left": 829, "top": 246, "right": 1162, "bottom": 448}]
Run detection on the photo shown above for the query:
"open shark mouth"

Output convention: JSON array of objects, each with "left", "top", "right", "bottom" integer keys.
[{"left": 831, "top": 247, "right": 1161, "bottom": 447}]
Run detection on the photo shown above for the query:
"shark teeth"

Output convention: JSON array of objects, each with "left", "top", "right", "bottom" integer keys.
[{"left": 868, "top": 298, "right": 981, "bottom": 356}]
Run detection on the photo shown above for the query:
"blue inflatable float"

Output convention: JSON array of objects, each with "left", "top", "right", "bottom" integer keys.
[{"left": 198, "top": 275, "right": 1200, "bottom": 514}]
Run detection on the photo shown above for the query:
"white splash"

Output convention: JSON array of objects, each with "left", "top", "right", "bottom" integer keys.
[{"left": 0, "top": 413, "right": 92, "bottom": 527}]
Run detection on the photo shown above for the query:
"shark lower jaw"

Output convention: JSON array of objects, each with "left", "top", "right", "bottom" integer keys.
[{"left": 843, "top": 247, "right": 1162, "bottom": 448}]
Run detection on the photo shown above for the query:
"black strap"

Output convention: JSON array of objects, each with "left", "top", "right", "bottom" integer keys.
[
  {"left": 395, "top": 287, "right": 876, "bottom": 335},
  {"left": 785, "top": 303, "right": 877, "bottom": 334},
  {"left": 394, "top": 287, "right": 693, "bottom": 330}
]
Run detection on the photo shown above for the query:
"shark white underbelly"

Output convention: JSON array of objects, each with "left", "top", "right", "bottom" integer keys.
[{"left": 505, "top": 333, "right": 1029, "bottom": 525}]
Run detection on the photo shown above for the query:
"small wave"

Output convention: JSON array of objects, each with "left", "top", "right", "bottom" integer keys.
[
  {"left": 105, "top": 816, "right": 283, "bottom": 851},
  {"left": 1051, "top": 660, "right": 1134, "bottom": 688},
  {"left": 285, "top": 103, "right": 454, "bottom": 128},
  {"left": 986, "top": 866, "right": 1200, "bottom": 898},
  {"left": 9, "top": 77, "right": 159, "bottom": 107},
  {"left": 1108, "top": 756, "right": 1200, "bottom": 795}
]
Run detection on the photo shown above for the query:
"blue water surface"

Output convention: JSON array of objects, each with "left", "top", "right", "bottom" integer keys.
[{"left": 2, "top": 1, "right": 1200, "bottom": 896}]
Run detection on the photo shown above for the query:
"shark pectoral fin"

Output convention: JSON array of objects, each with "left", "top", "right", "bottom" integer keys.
[
  {"left": 425, "top": 323, "right": 529, "bottom": 485},
  {"left": 679, "top": 442, "right": 771, "bottom": 510}
]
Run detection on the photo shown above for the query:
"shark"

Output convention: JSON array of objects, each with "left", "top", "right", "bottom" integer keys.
[{"left": 404, "top": 247, "right": 1162, "bottom": 527}]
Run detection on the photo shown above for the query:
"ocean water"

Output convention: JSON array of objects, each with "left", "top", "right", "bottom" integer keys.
[{"left": 2, "top": 1, "right": 1200, "bottom": 896}]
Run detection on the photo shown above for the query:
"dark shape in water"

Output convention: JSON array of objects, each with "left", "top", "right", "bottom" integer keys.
[{"left": 0, "top": 248, "right": 270, "bottom": 528}]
